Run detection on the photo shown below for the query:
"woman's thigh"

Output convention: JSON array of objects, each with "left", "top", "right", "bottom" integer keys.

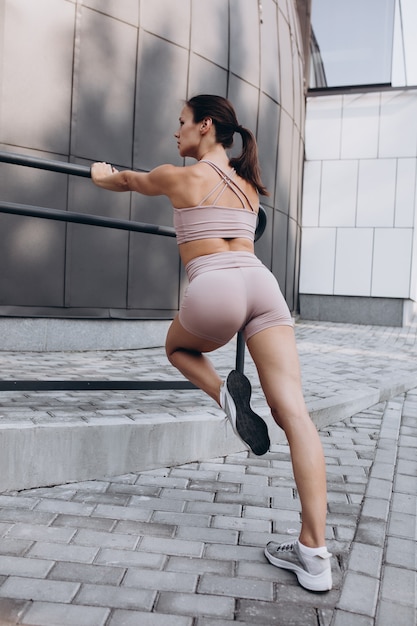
[{"left": 247, "top": 325, "right": 308, "bottom": 424}]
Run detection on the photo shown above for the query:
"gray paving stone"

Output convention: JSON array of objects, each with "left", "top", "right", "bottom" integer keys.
[
  {"left": 138, "top": 536, "right": 204, "bottom": 558},
  {"left": 0, "top": 576, "right": 79, "bottom": 603},
  {"left": 379, "top": 564, "right": 416, "bottom": 605},
  {"left": 109, "top": 610, "right": 193, "bottom": 626},
  {"left": 211, "top": 515, "right": 270, "bottom": 533},
  {"left": 52, "top": 513, "right": 116, "bottom": 531},
  {"left": 74, "top": 583, "right": 156, "bottom": 611},
  {"left": 71, "top": 492, "right": 131, "bottom": 506},
  {"left": 347, "top": 542, "right": 383, "bottom": 578},
  {"left": 375, "top": 599, "right": 416, "bottom": 626},
  {"left": 20, "top": 601, "right": 110, "bottom": 626},
  {"left": 385, "top": 536, "right": 416, "bottom": 569},
  {"left": 128, "top": 495, "right": 187, "bottom": 511},
  {"left": 336, "top": 571, "right": 379, "bottom": 617},
  {"left": 391, "top": 491, "right": 417, "bottom": 515},
  {"left": 388, "top": 510, "right": 416, "bottom": 539},
  {"left": 0, "top": 522, "right": 13, "bottom": 536},
  {"left": 0, "top": 538, "right": 33, "bottom": 557},
  {"left": 151, "top": 510, "right": 210, "bottom": 528},
  {"left": 165, "top": 556, "right": 234, "bottom": 576},
  {"left": 175, "top": 525, "right": 239, "bottom": 545},
  {"left": 26, "top": 541, "right": 99, "bottom": 564},
  {"left": 360, "top": 496, "right": 390, "bottom": 520},
  {"left": 331, "top": 609, "right": 374, "bottom": 626},
  {"left": 94, "top": 548, "right": 165, "bottom": 569},
  {"left": 355, "top": 518, "right": 387, "bottom": 547},
  {"left": 6, "top": 522, "right": 76, "bottom": 544},
  {"left": 237, "top": 598, "right": 319, "bottom": 626},
  {"left": 123, "top": 568, "right": 197, "bottom": 592},
  {"left": 204, "top": 543, "right": 264, "bottom": 562},
  {"left": 91, "top": 503, "right": 153, "bottom": 523},
  {"left": 48, "top": 561, "right": 125, "bottom": 585},
  {"left": 34, "top": 499, "right": 95, "bottom": 516},
  {"left": 0, "top": 496, "right": 38, "bottom": 510},
  {"left": 137, "top": 474, "right": 189, "bottom": 488},
  {"left": 196, "top": 617, "right": 253, "bottom": 626},
  {"left": 156, "top": 591, "right": 235, "bottom": 619},
  {"left": 0, "top": 555, "right": 53, "bottom": 578},
  {"left": 215, "top": 491, "right": 269, "bottom": 506},
  {"left": 198, "top": 573, "right": 274, "bottom": 601},
  {"left": 115, "top": 519, "right": 177, "bottom": 536},
  {"left": 72, "top": 528, "right": 138, "bottom": 550},
  {"left": 184, "top": 500, "right": 242, "bottom": 516}
]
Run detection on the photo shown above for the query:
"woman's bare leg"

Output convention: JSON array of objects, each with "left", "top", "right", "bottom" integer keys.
[
  {"left": 247, "top": 325, "right": 327, "bottom": 548},
  {"left": 165, "top": 315, "right": 224, "bottom": 403}
]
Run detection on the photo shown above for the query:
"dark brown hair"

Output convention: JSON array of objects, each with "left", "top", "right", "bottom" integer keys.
[{"left": 186, "top": 94, "right": 269, "bottom": 196}]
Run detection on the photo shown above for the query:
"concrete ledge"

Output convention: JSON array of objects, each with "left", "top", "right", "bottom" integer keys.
[
  {"left": 1, "top": 375, "right": 416, "bottom": 492},
  {"left": 307, "top": 389, "right": 381, "bottom": 431},
  {"left": 0, "top": 416, "right": 245, "bottom": 492},
  {"left": 0, "top": 319, "right": 171, "bottom": 351}
]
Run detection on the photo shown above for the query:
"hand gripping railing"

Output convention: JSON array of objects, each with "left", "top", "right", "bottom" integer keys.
[{"left": 0, "top": 150, "right": 267, "bottom": 392}]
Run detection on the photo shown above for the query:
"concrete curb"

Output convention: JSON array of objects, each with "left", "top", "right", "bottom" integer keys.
[{"left": 1, "top": 375, "right": 415, "bottom": 493}]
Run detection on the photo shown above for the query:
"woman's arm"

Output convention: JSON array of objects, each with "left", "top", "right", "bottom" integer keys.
[{"left": 90, "top": 162, "right": 179, "bottom": 197}]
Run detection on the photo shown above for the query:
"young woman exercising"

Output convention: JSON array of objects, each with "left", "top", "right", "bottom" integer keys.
[{"left": 91, "top": 94, "right": 332, "bottom": 591}]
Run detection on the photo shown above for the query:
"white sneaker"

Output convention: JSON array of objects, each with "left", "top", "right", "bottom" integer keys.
[
  {"left": 220, "top": 370, "right": 270, "bottom": 456},
  {"left": 264, "top": 540, "right": 332, "bottom": 591}
]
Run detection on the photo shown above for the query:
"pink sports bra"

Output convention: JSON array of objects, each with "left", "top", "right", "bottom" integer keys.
[{"left": 173, "top": 160, "right": 258, "bottom": 245}]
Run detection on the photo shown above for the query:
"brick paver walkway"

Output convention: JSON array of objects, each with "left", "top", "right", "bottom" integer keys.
[{"left": 0, "top": 317, "right": 416, "bottom": 625}]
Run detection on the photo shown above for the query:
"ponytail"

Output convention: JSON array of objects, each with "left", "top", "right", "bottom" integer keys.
[
  {"left": 186, "top": 95, "right": 269, "bottom": 197},
  {"left": 230, "top": 125, "right": 269, "bottom": 197}
]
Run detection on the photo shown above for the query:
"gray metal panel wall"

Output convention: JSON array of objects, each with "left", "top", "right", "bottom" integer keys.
[{"left": 0, "top": 0, "right": 307, "bottom": 318}]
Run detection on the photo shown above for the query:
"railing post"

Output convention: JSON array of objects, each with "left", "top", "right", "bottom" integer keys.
[{"left": 235, "top": 331, "right": 245, "bottom": 373}]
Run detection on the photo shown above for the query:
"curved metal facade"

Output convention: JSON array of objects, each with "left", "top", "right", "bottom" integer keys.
[{"left": 0, "top": 0, "right": 306, "bottom": 320}]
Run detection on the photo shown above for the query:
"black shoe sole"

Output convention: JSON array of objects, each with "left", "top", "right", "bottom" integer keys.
[{"left": 226, "top": 370, "right": 270, "bottom": 455}]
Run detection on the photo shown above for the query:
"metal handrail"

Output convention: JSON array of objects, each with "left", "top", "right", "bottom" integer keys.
[
  {"left": 0, "top": 150, "right": 266, "bottom": 241},
  {"left": 0, "top": 150, "right": 92, "bottom": 177},
  {"left": 0, "top": 200, "right": 176, "bottom": 237},
  {"left": 0, "top": 149, "right": 267, "bottom": 391}
]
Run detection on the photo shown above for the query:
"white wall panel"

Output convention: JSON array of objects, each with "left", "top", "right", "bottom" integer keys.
[
  {"left": 379, "top": 91, "right": 417, "bottom": 158},
  {"left": 371, "top": 229, "right": 413, "bottom": 297},
  {"left": 303, "top": 89, "right": 417, "bottom": 310},
  {"left": 395, "top": 159, "right": 417, "bottom": 227},
  {"left": 320, "top": 160, "right": 358, "bottom": 227},
  {"left": 410, "top": 227, "right": 417, "bottom": 301},
  {"left": 334, "top": 228, "right": 373, "bottom": 296},
  {"left": 299, "top": 228, "right": 336, "bottom": 294},
  {"left": 341, "top": 93, "right": 380, "bottom": 159},
  {"left": 305, "top": 96, "right": 342, "bottom": 160},
  {"left": 356, "top": 159, "right": 396, "bottom": 227}
]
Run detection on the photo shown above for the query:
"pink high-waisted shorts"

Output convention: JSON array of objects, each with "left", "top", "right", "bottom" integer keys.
[{"left": 179, "top": 251, "right": 293, "bottom": 344}]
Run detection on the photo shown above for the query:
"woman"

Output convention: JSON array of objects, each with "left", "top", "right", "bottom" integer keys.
[{"left": 91, "top": 94, "right": 332, "bottom": 592}]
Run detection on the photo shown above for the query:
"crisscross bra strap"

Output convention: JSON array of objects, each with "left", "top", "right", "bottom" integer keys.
[{"left": 198, "top": 160, "right": 257, "bottom": 212}]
